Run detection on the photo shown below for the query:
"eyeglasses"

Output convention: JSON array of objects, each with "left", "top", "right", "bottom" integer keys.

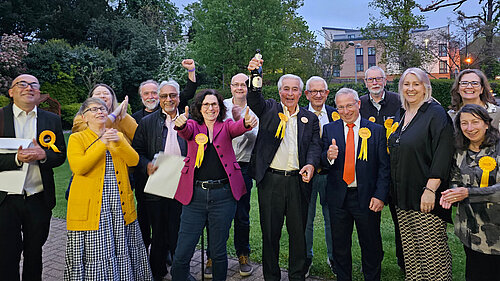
[
  {"left": 308, "top": 90, "right": 326, "bottom": 95},
  {"left": 459, "top": 81, "right": 481, "bottom": 88},
  {"left": 365, "top": 77, "right": 384, "bottom": 83},
  {"left": 11, "top": 81, "right": 41, "bottom": 90},
  {"left": 159, "top": 93, "right": 178, "bottom": 99},
  {"left": 231, "top": 83, "right": 247, "bottom": 88},
  {"left": 202, "top": 102, "right": 219, "bottom": 109},
  {"left": 337, "top": 102, "right": 358, "bottom": 111},
  {"left": 83, "top": 106, "right": 107, "bottom": 114}
]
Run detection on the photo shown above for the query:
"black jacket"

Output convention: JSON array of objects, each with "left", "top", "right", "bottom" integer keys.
[{"left": 359, "top": 90, "right": 401, "bottom": 125}]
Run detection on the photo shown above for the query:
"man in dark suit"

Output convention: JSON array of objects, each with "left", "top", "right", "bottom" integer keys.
[
  {"left": 132, "top": 79, "right": 196, "bottom": 281},
  {"left": 302, "top": 76, "right": 337, "bottom": 276},
  {"left": 322, "top": 88, "right": 389, "bottom": 281},
  {"left": 247, "top": 58, "right": 321, "bottom": 281},
  {"left": 0, "top": 74, "right": 66, "bottom": 281}
]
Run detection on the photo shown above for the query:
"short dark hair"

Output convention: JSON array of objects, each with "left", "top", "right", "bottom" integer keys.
[
  {"left": 450, "top": 69, "right": 495, "bottom": 111},
  {"left": 454, "top": 103, "right": 500, "bottom": 150},
  {"left": 190, "top": 89, "right": 227, "bottom": 124}
]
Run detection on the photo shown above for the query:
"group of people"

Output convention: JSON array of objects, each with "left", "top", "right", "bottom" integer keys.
[{"left": 0, "top": 54, "right": 498, "bottom": 281}]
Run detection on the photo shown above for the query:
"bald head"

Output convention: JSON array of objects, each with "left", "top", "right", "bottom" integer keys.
[
  {"left": 9, "top": 74, "right": 41, "bottom": 112},
  {"left": 230, "top": 73, "right": 249, "bottom": 101}
]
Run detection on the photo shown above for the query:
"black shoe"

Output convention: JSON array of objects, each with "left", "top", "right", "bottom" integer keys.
[
  {"left": 327, "top": 258, "right": 337, "bottom": 275},
  {"left": 305, "top": 257, "right": 312, "bottom": 278}
]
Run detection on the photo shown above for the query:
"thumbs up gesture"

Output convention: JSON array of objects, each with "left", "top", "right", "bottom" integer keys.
[
  {"left": 175, "top": 106, "right": 189, "bottom": 128},
  {"left": 244, "top": 107, "right": 258, "bottom": 128},
  {"left": 327, "top": 138, "right": 338, "bottom": 161}
]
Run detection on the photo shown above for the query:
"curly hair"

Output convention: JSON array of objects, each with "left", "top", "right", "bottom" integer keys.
[
  {"left": 190, "top": 89, "right": 227, "bottom": 125},
  {"left": 449, "top": 69, "right": 495, "bottom": 112},
  {"left": 454, "top": 104, "right": 500, "bottom": 150}
]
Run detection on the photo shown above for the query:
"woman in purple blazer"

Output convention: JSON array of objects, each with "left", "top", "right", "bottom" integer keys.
[{"left": 171, "top": 89, "right": 258, "bottom": 281}]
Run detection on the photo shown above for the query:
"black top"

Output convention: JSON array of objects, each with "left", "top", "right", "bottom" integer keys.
[
  {"left": 195, "top": 142, "right": 227, "bottom": 181},
  {"left": 132, "top": 107, "right": 158, "bottom": 123},
  {"left": 387, "top": 100, "right": 454, "bottom": 222},
  {"left": 360, "top": 90, "right": 401, "bottom": 126}
]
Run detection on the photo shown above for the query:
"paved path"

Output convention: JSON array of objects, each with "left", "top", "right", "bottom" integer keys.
[{"left": 38, "top": 217, "right": 326, "bottom": 280}]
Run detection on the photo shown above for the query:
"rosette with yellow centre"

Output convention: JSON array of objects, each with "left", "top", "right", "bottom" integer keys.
[
  {"left": 39, "top": 130, "right": 61, "bottom": 152},
  {"left": 275, "top": 113, "right": 288, "bottom": 139},
  {"left": 357, "top": 127, "right": 371, "bottom": 161},
  {"left": 331, "top": 112, "right": 340, "bottom": 121},
  {"left": 478, "top": 156, "right": 497, "bottom": 188},
  {"left": 368, "top": 116, "right": 376, "bottom": 123},
  {"left": 194, "top": 133, "right": 208, "bottom": 168}
]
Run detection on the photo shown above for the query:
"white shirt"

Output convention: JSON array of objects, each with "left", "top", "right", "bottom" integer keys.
[
  {"left": 223, "top": 98, "right": 258, "bottom": 163},
  {"left": 308, "top": 103, "right": 329, "bottom": 137},
  {"left": 12, "top": 104, "right": 44, "bottom": 195},
  {"left": 269, "top": 103, "right": 300, "bottom": 171}
]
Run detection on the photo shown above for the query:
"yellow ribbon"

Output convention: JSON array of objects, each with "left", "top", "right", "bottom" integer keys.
[
  {"left": 331, "top": 112, "right": 340, "bottom": 121},
  {"left": 385, "top": 121, "right": 399, "bottom": 154},
  {"left": 368, "top": 116, "right": 376, "bottom": 123},
  {"left": 194, "top": 133, "right": 208, "bottom": 168},
  {"left": 275, "top": 113, "right": 288, "bottom": 139},
  {"left": 39, "top": 130, "right": 61, "bottom": 153},
  {"left": 357, "top": 128, "right": 371, "bottom": 161},
  {"left": 478, "top": 156, "right": 496, "bottom": 188}
]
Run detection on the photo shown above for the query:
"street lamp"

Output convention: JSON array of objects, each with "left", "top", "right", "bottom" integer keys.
[
  {"left": 349, "top": 41, "right": 362, "bottom": 83},
  {"left": 465, "top": 57, "right": 472, "bottom": 68}
]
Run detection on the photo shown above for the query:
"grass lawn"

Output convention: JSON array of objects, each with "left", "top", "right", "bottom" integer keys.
[{"left": 53, "top": 132, "right": 466, "bottom": 280}]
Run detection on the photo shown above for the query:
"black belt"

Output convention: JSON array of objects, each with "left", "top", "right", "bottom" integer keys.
[
  {"left": 195, "top": 178, "right": 229, "bottom": 189},
  {"left": 267, "top": 168, "right": 300, "bottom": 176}
]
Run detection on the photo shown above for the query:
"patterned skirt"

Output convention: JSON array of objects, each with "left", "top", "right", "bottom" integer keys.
[
  {"left": 64, "top": 152, "right": 152, "bottom": 281},
  {"left": 396, "top": 207, "right": 452, "bottom": 281}
]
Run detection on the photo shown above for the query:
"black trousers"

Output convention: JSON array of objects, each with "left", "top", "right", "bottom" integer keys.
[
  {"left": 464, "top": 245, "right": 500, "bottom": 281},
  {"left": 329, "top": 189, "right": 383, "bottom": 281},
  {"left": 258, "top": 171, "right": 308, "bottom": 281},
  {"left": 145, "top": 197, "right": 182, "bottom": 278},
  {"left": 388, "top": 196, "right": 404, "bottom": 268},
  {"left": 135, "top": 189, "right": 152, "bottom": 250},
  {"left": 0, "top": 193, "right": 52, "bottom": 281}
]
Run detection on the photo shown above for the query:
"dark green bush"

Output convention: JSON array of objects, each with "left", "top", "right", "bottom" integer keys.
[
  {"left": 0, "top": 95, "right": 10, "bottom": 107},
  {"left": 60, "top": 103, "right": 81, "bottom": 130}
]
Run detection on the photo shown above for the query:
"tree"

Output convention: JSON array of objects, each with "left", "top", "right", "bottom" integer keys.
[
  {"left": 418, "top": 0, "right": 500, "bottom": 78},
  {"left": 362, "top": 0, "right": 430, "bottom": 74},
  {"left": 0, "top": 34, "right": 28, "bottom": 95},
  {"left": 317, "top": 41, "right": 346, "bottom": 83}
]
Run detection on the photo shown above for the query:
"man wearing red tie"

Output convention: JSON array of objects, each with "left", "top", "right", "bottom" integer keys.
[{"left": 322, "top": 88, "right": 389, "bottom": 281}]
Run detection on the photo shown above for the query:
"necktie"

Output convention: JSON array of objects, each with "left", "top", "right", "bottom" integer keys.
[
  {"left": 314, "top": 110, "right": 322, "bottom": 137},
  {"left": 343, "top": 123, "right": 355, "bottom": 185}
]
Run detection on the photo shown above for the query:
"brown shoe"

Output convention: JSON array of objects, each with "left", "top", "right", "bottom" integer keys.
[
  {"left": 238, "top": 255, "right": 253, "bottom": 276},
  {"left": 204, "top": 258, "right": 213, "bottom": 279}
]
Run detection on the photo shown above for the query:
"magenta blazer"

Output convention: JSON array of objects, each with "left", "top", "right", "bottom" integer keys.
[{"left": 174, "top": 118, "right": 251, "bottom": 205}]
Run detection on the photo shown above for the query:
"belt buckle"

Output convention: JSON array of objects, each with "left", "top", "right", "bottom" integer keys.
[
  {"left": 201, "top": 181, "right": 208, "bottom": 190},
  {"left": 284, "top": 170, "right": 291, "bottom": 176}
]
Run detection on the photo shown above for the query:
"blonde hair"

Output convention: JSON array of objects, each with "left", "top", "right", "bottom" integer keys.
[{"left": 398, "top": 67, "right": 432, "bottom": 110}]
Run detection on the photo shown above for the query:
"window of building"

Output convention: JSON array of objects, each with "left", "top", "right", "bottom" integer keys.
[
  {"left": 348, "top": 34, "right": 355, "bottom": 39},
  {"left": 438, "top": 44, "right": 447, "bottom": 57},
  {"left": 368, "top": 47, "right": 376, "bottom": 56},
  {"left": 356, "top": 63, "right": 364, "bottom": 72},
  {"left": 439, "top": 60, "right": 448, "bottom": 73},
  {"left": 368, "top": 63, "right": 376, "bottom": 68},
  {"left": 355, "top": 47, "right": 363, "bottom": 56},
  {"left": 332, "top": 65, "right": 340, "bottom": 77}
]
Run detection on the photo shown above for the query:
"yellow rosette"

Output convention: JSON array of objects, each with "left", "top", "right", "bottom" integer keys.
[
  {"left": 331, "top": 112, "right": 340, "bottom": 121},
  {"left": 368, "top": 116, "right": 376, "bottom": 123},
  {"left": 358, "top": 127, "right": 371, "bottom": 161},
  {"left": 275, "top": 113, "right": 288, "bottom": 139},
  {"left": 384, "top": 118, "right": 394, "bottom": 139},
  {"left": 194, "top": 133, "right": 208, "bottom": 168},
  {"left": 478, "top": 156, "right": 496, "bottom": 188},
  {"left": 386, "top": 122, "right": 399, "bottom": 154},
  {"left": 39, "top": 130, "right": 61, "bottom": 153}
]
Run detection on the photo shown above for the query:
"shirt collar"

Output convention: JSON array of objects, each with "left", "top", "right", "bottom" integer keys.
[
  {"left": 369, "top": 91, "right": 386, "bottom": 104},
  {"left": 12, "top": 103, "right": 37, "bottom": 118},
  {"left": 163, "top": 108, "right": 179, "bottom": 122},
  {"left": 343, "top": 114, "right": 361, "bottom": 129},
  {"left": 308, "top": 103, "right": 326, "bottom": 115},
  {"left": 281, "top": 103, "right": 299, "bottom": 118}
]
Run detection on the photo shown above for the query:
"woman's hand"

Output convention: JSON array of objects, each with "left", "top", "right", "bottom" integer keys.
[
  {"left": 440, "top": 187, "right": 469, "bottom": 209},
  {"left": 174, "top": 106, "right": 189, "bottom": 128},
  {"left": 420, "top": 188, "right": 436, "bottom": 213},
  {"left": 119, "top": 96, "right": 129, "bottom": 119},
  {"left": 244, "top": 107, "right": 257, "bottom": 128},
  {"left": 101, "top": 128, "right": 120, "bottom": 145}
]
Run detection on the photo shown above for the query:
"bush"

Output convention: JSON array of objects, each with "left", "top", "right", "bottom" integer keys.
[
  {"left": 60, "top": 103, "right": 81, "bottom": 130},
  {"left": 0, "top": 95, "right": 10, "bottom": 107}
]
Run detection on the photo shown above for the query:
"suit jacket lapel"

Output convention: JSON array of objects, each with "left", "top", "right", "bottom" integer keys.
[
  {"left": 4, "top": 104, "right": 15, "bottom": 137},
  {"left": 297, "top": 108, "right": 305, "bottom": 145},
  {"left": 213, "top": 121, "right": 223, "bottom": 140}
]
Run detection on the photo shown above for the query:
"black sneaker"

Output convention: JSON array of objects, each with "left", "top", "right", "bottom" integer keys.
[
  {"left": 204, "top": 258, "right": 213, "bottom": 279},
  {"left": 305, "top": 257, "right": 312, "bottom": 278},
  {"left": 238, "top": 255, "right": 253, "bottom": 276},
  {"left": 327, "top": 258, "right": 337, "bottom": 275}
]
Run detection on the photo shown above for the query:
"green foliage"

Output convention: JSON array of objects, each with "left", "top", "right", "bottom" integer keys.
[
  {"left": 430, "top": 79, "right": 454, "bottom": 109},
  {"left": 60, "top": 103, "right": 81, "bottom": 129},
  {"left": 0, "top": 95, "right": 10, "bottom": 107}
]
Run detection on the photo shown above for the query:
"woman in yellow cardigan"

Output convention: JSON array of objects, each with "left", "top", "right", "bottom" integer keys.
[{"left": 65, "top": 98, "right": 152, "bottom": 281}]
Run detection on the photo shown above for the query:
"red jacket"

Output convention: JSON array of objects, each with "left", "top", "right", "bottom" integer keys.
[{"left": 175, "top": 118, "right": 250, "bottom": 205}]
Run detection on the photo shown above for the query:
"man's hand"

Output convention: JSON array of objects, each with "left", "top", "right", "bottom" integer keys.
[
  {"left": 17, "top": 139, "right": 47, "bottom": 163},
  {"left": 174, "top": 106, "right": 189, "bottom": 128},
  {"left": 232, "top": 105, "right": 242, "bottom": 121},
  {"left": 327, "top": 139, "right": 338, "bottom": 161},
  {"left": 244, "top": 107, "right": 257, "bottom": 128},
  {"left": 299, "top": 164, "right": 314, "bottom": 183},
  {"left": 369, "top": 197, "right": 384, "bottom": 212},
  {"left": 247, "top": 57, "right": 263, "bottom": 72},
  {"left": 147, "top": 162, "right": 158, "bottom": 176},
  {"left": 182, "top": 59, "right": 195, "bottom": 71}
]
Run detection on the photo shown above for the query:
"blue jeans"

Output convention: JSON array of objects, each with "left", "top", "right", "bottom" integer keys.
[
  {"left": 305, "top": 174, "right": 334, "bottom": 260},
  {"left": 171, "top": 183, "right": 236, "bottom": 281}
]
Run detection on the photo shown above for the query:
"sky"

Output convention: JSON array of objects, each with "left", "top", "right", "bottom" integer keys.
[{"left": 171, "top": 0, "right": 482, "bottom": 43}]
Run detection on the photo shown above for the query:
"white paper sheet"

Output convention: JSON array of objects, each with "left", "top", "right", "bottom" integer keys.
[
  {"left": 144, "top": 154, "right": 185, "bottom": 198},
  {"left": 0, "top": 138, "right": 33, "bottom": 150},
  {"left": 0, "top": 139, "right": 32, "bottom": 194}
]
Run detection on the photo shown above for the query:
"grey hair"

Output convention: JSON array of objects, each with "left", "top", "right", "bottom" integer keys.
[
  {"left": 277, "top": 74, "right": 304, "bottom": 92},
  {"left": 77, "top": 97, "right": 108, "bottom": 116},
  {"left": 138, "top": 80, "right": 158, "bottom": 95},
  {"left": 305, "top": 76, "right": 328, "bottom": 91},
  {"left": 335, "top": 88, "right": 360, "bottom": 102},
  {"left": 231, "top": 73, "right": 248, "bottom": 84},
  {"left": 158, "top": 80, "right": 180, "bottom": 94},
  {"left": 398, "top": 67, "right": 432, "bottom": 110},
  {"left": 364, "top": 66, "right": 386, "bottom": 79}
]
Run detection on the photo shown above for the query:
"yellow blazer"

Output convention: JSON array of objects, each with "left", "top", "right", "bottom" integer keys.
[
  {"left": 67, "top": 128, "right": 139, "bottom": 231},
  {"left": 72, "top": 113, "right": 137, "bottom": 143}
]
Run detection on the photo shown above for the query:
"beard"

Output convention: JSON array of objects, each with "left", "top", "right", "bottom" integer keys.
[
  {"left": 143, "top": 99, "right": 159, "bottom": 111},
  {"left": 368, "top": 86, "right": 384, "bottom": 96}
]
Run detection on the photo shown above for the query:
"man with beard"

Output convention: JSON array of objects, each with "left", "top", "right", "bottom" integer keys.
[{"left": 359, "top": 65, "right": 404, "bottom": 271}]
